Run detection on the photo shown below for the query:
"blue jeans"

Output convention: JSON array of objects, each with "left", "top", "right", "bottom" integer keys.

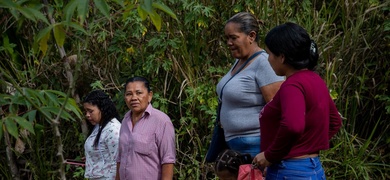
[
  {"left": 226, "top": 136, "right": 260, "bottom": 158},
  {"left": 266, "top": 157, "right": 326, "bottom": 180}
]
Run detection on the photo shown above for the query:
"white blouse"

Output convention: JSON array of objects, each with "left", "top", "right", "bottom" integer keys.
[{"left": 84, "top": 118, "right": 121, "bottom": 179}]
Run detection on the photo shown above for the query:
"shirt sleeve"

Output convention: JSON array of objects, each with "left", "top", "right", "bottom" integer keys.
[
  {"left": 157, "top": 120, "right": 176, "bottom": 165},
  {"left": 328, "top": 98, "right": 342, "bottom": 139},
  {"left": 264, "top": 84, "right": 305, "bottom": 162},
  {"left": 255, "top": 54, "right": 284, "bottom": 87}
]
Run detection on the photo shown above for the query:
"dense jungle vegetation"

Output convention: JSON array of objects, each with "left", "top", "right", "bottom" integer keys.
[{"left": 0, "top": 0, "right": 389, "bottom": 179}]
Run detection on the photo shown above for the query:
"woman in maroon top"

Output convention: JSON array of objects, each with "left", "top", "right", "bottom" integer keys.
[{"left": 252, "top": 22, "right": 342, "bottom": 179}]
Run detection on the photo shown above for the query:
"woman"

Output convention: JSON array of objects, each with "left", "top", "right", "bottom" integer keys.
[
  {"left": 116, "top": 76, "right": 176, "bottom": 180},
  {"left": 217, "top": 12, "right": 284, "bottom": 158},
  {"left": 82, "top": 90, "right": 121, "bottom": 180},
  {"left": 252, "top": 22, "right": 342, "bottom": 179}
]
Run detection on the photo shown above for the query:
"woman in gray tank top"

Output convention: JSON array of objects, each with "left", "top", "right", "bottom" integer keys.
[{"left": 217, "top": 12, "right": 284, "bottom": 158}]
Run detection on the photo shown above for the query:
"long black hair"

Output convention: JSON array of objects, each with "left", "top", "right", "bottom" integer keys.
[
  {"left": 265, "top": 22, "right": 319, "bottom": 70},
  {"left": 82, "top": 90, "right": 120, "bottom": 147}
]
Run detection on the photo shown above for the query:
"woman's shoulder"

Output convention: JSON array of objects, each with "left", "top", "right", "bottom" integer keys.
[{"left": 149, "top": 106, "right": 172, "bottom": 124}]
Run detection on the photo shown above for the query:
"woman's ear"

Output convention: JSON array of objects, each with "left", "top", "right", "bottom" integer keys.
[
  {"left": 280, "top": 54, "right": 285, "bottom": 64},
  {"left": 248, "top": 31, "right": 256, "bottom": 42}
]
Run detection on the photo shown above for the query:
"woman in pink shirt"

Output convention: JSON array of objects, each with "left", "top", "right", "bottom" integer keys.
[
  {"left": 252, "top": 22, "right": 342, "bottom": 179},
  {"left": 116, "top": 76, "right": 176, "bottom": 180}
]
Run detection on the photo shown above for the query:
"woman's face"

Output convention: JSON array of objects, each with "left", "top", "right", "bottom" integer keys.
[
  {"left": 266, "top": 47, "right": 285, "bottom": 76},
  {"left": 224, "top": 22, "right": 252, "bottom": 60},
  {"left": 83, "top": 103, "right": 101, "bottom": 125},
  {"left": 124, "top": 81, "right": 153, "bottom": 116}
]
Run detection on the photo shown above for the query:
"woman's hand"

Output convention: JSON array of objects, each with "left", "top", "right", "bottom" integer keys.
[{"left": 252, "top": 152, "right": 271, "bottom": 168}]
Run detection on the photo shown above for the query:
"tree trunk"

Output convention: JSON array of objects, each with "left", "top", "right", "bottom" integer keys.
[{"left": 4, "top": 131, "right": 20, "bottom": 180}]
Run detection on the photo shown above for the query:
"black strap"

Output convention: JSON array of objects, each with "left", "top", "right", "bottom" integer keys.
[
  {"left": 219, "top": 51, "right": 264, "bottom": 100},
  {"left": 217, "top": 51, "right": 264, "bottom": 123}
]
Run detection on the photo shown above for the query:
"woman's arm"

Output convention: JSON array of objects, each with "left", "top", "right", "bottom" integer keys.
[
  {"left": 115, "top": 162, "right": 120, "bottom": 180},
  {"left": 161, "top": 163, "right": 174, "bottom": 180},
  {"left": 260, "top": 81, "right": 283, "bottom": 102}
]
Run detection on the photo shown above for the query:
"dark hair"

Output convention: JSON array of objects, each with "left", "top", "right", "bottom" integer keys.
[
  {"left": 227, "top": 12, "right": 261, "bottom": 42},
  {"left": 265, "top": 22, "right": 319, "bottom": 70},
  {"left": 124, "top": 76, "right": 151, "bottom": 92},
  {"left": 82, "top": 90, "right": 120, "bottom": 147},
  {"left": 214, "top": 149, "right": 252, "bottom": 177}
]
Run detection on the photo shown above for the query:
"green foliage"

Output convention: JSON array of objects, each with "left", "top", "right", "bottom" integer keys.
[{"left": 0, "top": 0, "right": 389, "bottom": 179}]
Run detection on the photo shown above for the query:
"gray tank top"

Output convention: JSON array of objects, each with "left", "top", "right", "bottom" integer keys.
[{"left": 216, "top": 52, "right": 284, "bottom": 141}]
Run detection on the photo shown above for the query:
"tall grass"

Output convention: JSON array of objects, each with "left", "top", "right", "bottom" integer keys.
[{"left": 0, "top": 0, "right": 389, "bottom": 179}]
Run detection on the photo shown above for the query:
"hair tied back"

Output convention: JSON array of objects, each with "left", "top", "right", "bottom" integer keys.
[{"left": 310, "top": 40, "right": 316, "bottom": 54}]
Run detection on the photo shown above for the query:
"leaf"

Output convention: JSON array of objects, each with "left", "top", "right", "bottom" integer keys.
[
  {"left": 93, "top": 0, "right": 110, "bottom": 18},
  {"left": 27, "top": 6, "right": 50, "bottom": 25},
  {"left": 152, "top": 2, "right": 177, "bottom": 20},
  {"left": 36, "top": 25, "right": 53, "bottom": 42},
  {"left": 65, "top": 22, "right": 88, "bottom": 34},
  {"left": 46, "top": 89, "right": 67, "bottom": 97},
  {"left": 13, "top": 116, "right": 35, "bottom": 135},
  {"left": 4, "top": 117, "right": 18, "bottom": 139},
  {"left": 36, "top": 25, "right": 53, "bottom": 55},
  {"left": 39, "top": 31, "right": 50, "bottom": 55},
  {"left": 23, "top": 110, "right": 37, "bottom": 122},
  {"left": 77, "top": 0, "right": 89, "bottom": 24},
  {"left": 63, "top": 0, "right": 78, "bottom": 23},
  {"left": 16, "top": 6, "right": 37, "bottom": 22},
  {"left": 0, "top": 0, "right": 18, "bottom": 8},
  {"left": 141, "top": 0, "right": 153, "bottom": 14},
  {"left": 63, "top": 98, "right": 82, "bottom": 120},
  {"left": 149, "top": 10, "right": 162, "bottom": 31},
  {"left": 53, "top": 24, "right": 66, "bottom": 47},
  {"left": 112, "top": 0, "right": 125, "bottom": 8},
  {"left": 43, "top": 91, "right": 60, "bottom": 107},
  {"left": 0, "top": 94, "right": 12, "bottom": 105},
  {"left": 137, "top": 6, "right": 148, "bottom": 21}
]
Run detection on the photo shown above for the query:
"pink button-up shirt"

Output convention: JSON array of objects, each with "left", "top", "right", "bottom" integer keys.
[{"left": 117, "top": 104, "right": 176, "bottom": 179}]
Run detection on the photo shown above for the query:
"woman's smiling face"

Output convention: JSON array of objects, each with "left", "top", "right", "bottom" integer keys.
[{"left": 224, "top": 22, "right": 252, "bottom": 60}]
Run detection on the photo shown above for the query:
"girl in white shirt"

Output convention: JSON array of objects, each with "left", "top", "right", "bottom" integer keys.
[{"left": 82, "top": 90, "right": 121, "bottom": 180}]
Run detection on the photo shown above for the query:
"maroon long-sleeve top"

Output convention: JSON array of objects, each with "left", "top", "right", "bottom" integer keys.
[{"left": 260, "top": 70, "right": 342, "bottom": 163}]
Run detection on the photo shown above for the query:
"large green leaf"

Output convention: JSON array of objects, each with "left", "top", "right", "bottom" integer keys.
[
  {"left": 36, "top": 25, "right": 53, "bottom": 55},
  {"left": 0, "top": 94, "right": 12, "bottom": 105},
  {"left": 93, "top": 0, "right": 110, "bottom": 18},
  {"left": 141, "top": 0, "right": 153, "bottom": 14},
  {"left": 14, "top": 116, "right": 35, "bottom": 135},
  {"left": 65, "top": 22, "right": 88, "bottom": 34},
  {"left": 137, "top": 6, "right": 148, "bottom": 21},
  {"left": 16, "top": 6, "right": 37, "bottom": 22},
  {"left": 39, "top": 32, "right": 50, "bottom": 55},
  {"left": 149, "top": 10, "right": 162, "bottom": 31},
  {"left": 77, "top": 0, "right": 89, "bottom": 24},
  {"left": 0, "top": 0, "right": 18, "bottom": 8},
  {"left": 23, "top": 110, "right": 37, "bottom": 123},
  {"left": 64, "top": 0, "right": 78, "bottom": 23},
  {"left": 4, "top": 117, "right": 18, "bottom": 139},
  {"left": 61, "top": 98, "right": 82, "bottom": 120},
  {"left": 46, "top": 89, "right": 67, "bottom": 97},
  {"left": 43, "top": 90, "right": 60, "bottom": 107},
  {"left": 152, "top": 2, "right": 177, "bottom": 20},
  {"left": 25, "top": 5, "right": 50, "bottom": 25},
  {"left": 53, "top": 23, "right": 66, "bottom": 47}
]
